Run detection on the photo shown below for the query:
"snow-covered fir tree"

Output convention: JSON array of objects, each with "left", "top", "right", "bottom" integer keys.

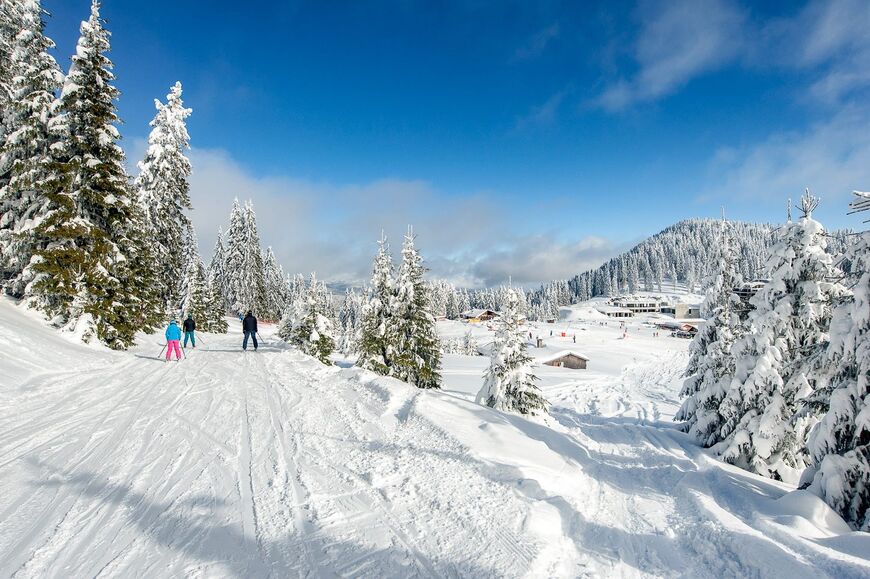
[
  {"left": 390, "top": 230, "right": 441, "bottom": 389},
  {"left": 716, "top": 194, "right": 845, "bottom": 482},
  {"left": 280, "top": 272, "right": 335, "bottom": 365},
  {"left": 0, "top": 0, "right": 63, "bottom": 297},
  {"left": 134, "top": 81, "right": 192, "bottom": 307},
  {"left": 676, "top": 219, "right": 744, "bottom": 444},
  {"left": 242, "top": 201, "right": 268, "bottom": 315},
  {"left": 356, "top": 235, "right": 396, "bottom": 376},
  {"left": 0, "top": 0, "right": 23, "bottom": 189},
  {"left": 30, "top": 0, "right": 158, "bottom": 348},
  {"left": 223, "top": 198, "right": 247, "bottom": 313},
  {"left": 203, "top": 269, "right": 228, "bottom": 333},
  {"left": 178, "top": 225, "right": 209, "bottom": 325},
  {"left": 206, "top": 228, "right": 228, "bottom": 313},
  {"left": 805, "top": 190, "right": 870, "bottom": 530},
  {"left": 337, "top": 287, "right": 363, "bottom": 355},
  {"left": 262, "top": 246, "right": 288, "bottom": 321},
  {"left": 476, "top": 288, "right": 548, "bottom": 416}
]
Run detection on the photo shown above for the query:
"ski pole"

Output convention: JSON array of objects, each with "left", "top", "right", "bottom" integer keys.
[{"left": 158, "top": 343, "right": 167, "bottom": 359}]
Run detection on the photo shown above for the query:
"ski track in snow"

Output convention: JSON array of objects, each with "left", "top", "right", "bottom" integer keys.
[{"left": 0, "top": 302, "right": 869, "bottom": 578}]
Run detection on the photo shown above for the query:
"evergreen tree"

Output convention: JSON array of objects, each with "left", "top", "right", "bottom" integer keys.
[
  {"left": 0, "top": 0, "right": 63, "bottom": 297},
  {"left": 391, "top": 230, "right": 441, "bottom": 389},
  {"left": 0, "top": 0, "right": 23, "bottom": 189},
  {"left": 262, "top": 246, "right": 288, "bottom": 321},
  {"left": 805, "top": 191, "right": 870, "bottom": 530},
  {"left": 203, "top": 269, "right": 228, "bottom": 333},
  {"left": 207, "top": 228, "right": 228, "bottom": 312},
  {"left": 224, "top": 198, "right": 246, "bottom": 313},
  {"left": 477, "top": 289, "right": 548, "bottom": 416},
  {"left": 356, "top": 234, "right": 396, "bottom": 376},
  {"left": 338, "top": 287, "right": 362, "bottom": 355},
  {"left": 31, "top": 0, "right": 150, "bottom": 348},
  {"left": 677, "top": 220, "right": 743, "bottom": 444},
  {"left": 717, "top": 194, "right": 845, "bottom": 481},
  {"left": 134, "top": 81, "right": 192, "bottom": 306},
  {"left": 243, "top": 200, "right": 268, "bottom": 315},
  {"left": 281, "top": 272, "right": 335, "bottom": 365},
  {"left": 178, "top": 225, "right": 209, "bottom": 324}
]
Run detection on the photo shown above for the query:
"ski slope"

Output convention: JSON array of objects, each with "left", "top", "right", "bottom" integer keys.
[{"left": 1, "top": 299, "right": 869, "bottom": 578}]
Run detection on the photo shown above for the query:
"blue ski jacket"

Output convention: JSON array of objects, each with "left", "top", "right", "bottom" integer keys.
[{"left": 165, "top": 321, "right": 182, "bottom": 341}]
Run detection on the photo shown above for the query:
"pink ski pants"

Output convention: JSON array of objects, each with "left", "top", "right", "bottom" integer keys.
[{"left": 166, "top": 340, "right": 182, "bottom": 360}]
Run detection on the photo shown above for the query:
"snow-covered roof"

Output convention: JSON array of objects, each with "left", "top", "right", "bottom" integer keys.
[
  {"left": 594, "top": 305, "right": 632, "bottom": 313},
  {"left": 537, "top": 350, "right": 590, "bottom": 363},
  {"left": 461, "top": 309, "right": 499, "bottom": 318}
]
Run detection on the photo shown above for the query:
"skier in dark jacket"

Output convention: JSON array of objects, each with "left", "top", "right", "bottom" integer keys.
[
  {"left": 242, "top": 311, "right": 258, "bottom": 350},
  {"left": 182, "top": 314, "right": 196, "bottom": 348}
]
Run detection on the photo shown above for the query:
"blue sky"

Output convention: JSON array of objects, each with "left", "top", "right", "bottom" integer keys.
[{"left": 44, "top": 0, "right": 870, "bottom": 286}]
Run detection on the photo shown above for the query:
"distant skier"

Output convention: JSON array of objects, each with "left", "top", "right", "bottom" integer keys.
[
  {"left": 183, "top": 314, "right": 196, "bottom": 348},
  {"left": 165, "top": 319, "right": 182, "bottom": 361},
  {"left": 242, "top": 310, "right": 258, "bottom": 351}
]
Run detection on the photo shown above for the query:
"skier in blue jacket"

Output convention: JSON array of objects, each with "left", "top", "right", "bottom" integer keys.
[{"left": 165, "top": 320, "right": 182, "bottom": 361}]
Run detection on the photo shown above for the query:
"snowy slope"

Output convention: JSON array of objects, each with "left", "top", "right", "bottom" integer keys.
[{"left": 1, "top": 299, "right": 869, "bottom": 578}]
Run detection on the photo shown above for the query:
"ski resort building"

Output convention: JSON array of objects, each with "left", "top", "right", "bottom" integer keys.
[
  {"left": 461, "top": 309, "right": 499, "bottom": 323},
  {"left": 611, "top": 296, "right": 664, "bottom": 313},
  {"left": 538, "top": 350, "right": 589, "bottom": 369},
  {"left": 659, "top": 303, "right": 702, "bottom": 318},
  {"left": 595, "top": 305, "right": 633, "bottom": 318}
]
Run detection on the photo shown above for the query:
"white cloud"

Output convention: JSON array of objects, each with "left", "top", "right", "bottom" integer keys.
[
  {"left": 152, "top": 146, "right": 623, "bottom": 288},
  {"left": 703, "top": 106, "right": 870, "bottom": 209},
  {"left": 595, "top": 0, "right": 870, "bottom": 111},
  {"left": 784, "top": 0, "right": 870, "bottom": 104},
  {"left": 596, "top": 0, "right": 746, "bottom": 111},
  {"left": 470, "top": 234, "right": 628, "bottom": 287}
]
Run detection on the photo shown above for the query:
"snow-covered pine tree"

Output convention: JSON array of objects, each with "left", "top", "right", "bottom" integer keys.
[
  {"left": 203, "top": 268, "right": 228, "bottom": 333},
  {"left": 135, "top": 81, "right": 192, "bottom": 307},
  {"left": 178, "top": 225, "right": 209, "bottom": 325},
  {"left": 224, "top": 198, "right": 247, "bottom": 313},
  {"left": 242, "top": 200, "right": 268, "bottom": 315},
  {"left": 337, "top": 287, "right": 363, "bottom": 355},
  {"left": 804, "top": 190, "right": 870, "bottom": 530},
  {"left": 676, "top": 219, "right": 744, "bottom": 444},
  {"left": 462, "top": 329, "right": 480, "bottom": 356},
  {"left": 717, "top": 193, "right": 846, "bottom": 482},
  {"left": 0, "top": 0, "right": 23, "bottom": 188},
  {"left": 0, "top": 0, "right": 63, "bottom": 297},
  {"left": 31, "top": 0, "right": 152, "bottom": 348},
  {"left": 283, "top": 272, "right": 335, "bottom": 365},
  {"left": 207, "top": 228, "right": 228, "bottom": 313},
  {"left": 356, "top": 234, "right": 396, "bottom": 376},
  {"left": 476, "top": 288, "right": 548, "bottom": 416},
  {"left": 262, "top": 246, "right": 288, "bottom": 321},
  {"left": 391, "top": 230, "right": 441, "bottom": 389}
]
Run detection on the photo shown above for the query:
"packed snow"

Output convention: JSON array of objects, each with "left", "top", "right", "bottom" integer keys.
[{"left": 1, "top": 298, "right": 868, "bottom": 577}]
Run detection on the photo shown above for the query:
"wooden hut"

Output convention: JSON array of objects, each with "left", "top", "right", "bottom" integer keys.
[{"left": 538, "top": 350, "right": 589, "bottom": 370}]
